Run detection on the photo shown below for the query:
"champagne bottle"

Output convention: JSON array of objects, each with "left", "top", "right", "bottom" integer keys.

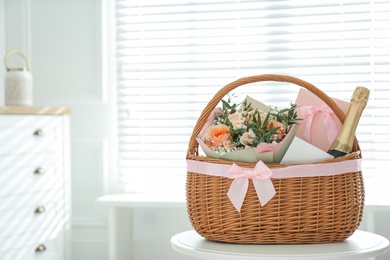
[{"left": 327, "top": 86, "right": 370, "bottom": 158}]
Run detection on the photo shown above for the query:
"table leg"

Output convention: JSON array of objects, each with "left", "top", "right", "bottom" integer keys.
[{"left": 108, "top": 207, "right": 133, "bottom": 260}]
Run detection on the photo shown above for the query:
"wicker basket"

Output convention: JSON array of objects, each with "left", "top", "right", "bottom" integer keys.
[{"left": 186, "top": 74, "right": 364, "bottom": 244}]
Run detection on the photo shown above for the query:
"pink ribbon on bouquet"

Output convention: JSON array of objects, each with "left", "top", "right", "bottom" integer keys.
[
  {"left": 227, "top": 161, "right": 275, "bottom": 212},
  {"left": 299, "top": 103, "right": 339, "bottom": 144}
]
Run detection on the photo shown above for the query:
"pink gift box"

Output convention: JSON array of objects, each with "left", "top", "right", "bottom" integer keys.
[{"left": 295, "top": 88, "right": 350, "bottom": 152}]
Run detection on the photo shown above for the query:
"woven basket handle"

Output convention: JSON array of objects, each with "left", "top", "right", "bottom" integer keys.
[{"left": 187, "top": 74, "right": 359, "bottom": 157}]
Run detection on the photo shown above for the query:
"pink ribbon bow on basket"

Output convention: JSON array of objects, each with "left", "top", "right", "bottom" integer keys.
[
  {"left": 227, "top": 161, "right": 276, "bottom": 213},
  {"left": 299, "top": 103, "right": 339, "bottom": 144}
]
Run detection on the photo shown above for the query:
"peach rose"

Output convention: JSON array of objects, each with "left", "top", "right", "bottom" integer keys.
[
  {"left": 240, "top": 130, "right": 257, "bottom": 146},
  {"left": 267, "top": 121, "right": 286, "bottom": 142},
  {"left": 228, "top": 112, "right": 245, "bottom": 130},
  {"left": 222, "top": 140, "right": 234, "bottom": 150},
  {"left": 258, "top": 115, "right": 284, "bottom": 133},
  {"left": 203, "top": 124, "right": 231, "bottom": 147},
  {"left": 267, "top": 120, "right": 284, "bottom": 134}
]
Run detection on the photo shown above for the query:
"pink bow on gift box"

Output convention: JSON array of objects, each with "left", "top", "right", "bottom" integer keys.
[
  {"left": 299, "top": 103, "right": 340, "bottom": 144},
  {"left": 227, "top": 161, "right": 276, "bottom": 212}
]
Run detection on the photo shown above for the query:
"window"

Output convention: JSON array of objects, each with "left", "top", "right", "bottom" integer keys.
[{"left": 113, "top": 0, "right": 390, "bottom": 203}]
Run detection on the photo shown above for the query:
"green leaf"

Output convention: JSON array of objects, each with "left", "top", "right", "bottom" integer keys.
[{"left": 222, "top": 100, "right": 231, "bottom": 109}]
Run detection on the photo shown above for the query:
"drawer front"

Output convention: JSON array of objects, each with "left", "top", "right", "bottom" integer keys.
[
  {"left": 0, "top": 191, "right": 65, "bottom": 238},
  {"left": 0, "top": 232, "right": 63, "bottom": 260},
  {"left": 0, "top": 191, "right": 64, "bottom": 211},
  {"left": 0, "top": 154, "right": 64, "bottom": 196},
  {"left": 0, "top": 225, "right": 64, "bottom": 253},
  {"left": 0, "top": 202, "right": 65, "bottom": 238},
  {"left": 0, "top": 115, "right": 63, "bottom": 155}
]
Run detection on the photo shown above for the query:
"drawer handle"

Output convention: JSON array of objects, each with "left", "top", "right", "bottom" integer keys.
[
  {"left": 33, "top": 129, "right": 44, "bottom": 136},
  {"left": 35, "top": 244, "right": 46, "bottom": 252},
  {"left": 35, "top": 206, "right": 46, "bottom": 214},
  {"left": 34, "top": 167, "right": 46, "bottom": 175}
]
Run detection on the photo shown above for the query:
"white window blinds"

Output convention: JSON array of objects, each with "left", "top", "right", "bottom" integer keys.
[{"left": 115, "top": 0, "right": 390, "bottom": 202}]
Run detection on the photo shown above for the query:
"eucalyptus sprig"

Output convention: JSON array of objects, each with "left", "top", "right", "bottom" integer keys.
[
  {"left": 218, "top": 94, "right": 239, "bottom": 124},
  {"left": 247, "top": 110, "right": 281, "bottom": 146},
  {"left": 271, "top": 103, "right": 301, "bottom": 134}
]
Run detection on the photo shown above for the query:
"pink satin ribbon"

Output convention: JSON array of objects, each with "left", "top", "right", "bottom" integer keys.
[
  {"left": 299, "top": 103, "right": 339, "bottom": 144},
  {"left": 187, "top": 159, "right": 361, "bottom": 212}
]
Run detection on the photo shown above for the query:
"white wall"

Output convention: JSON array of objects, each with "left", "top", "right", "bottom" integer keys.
[{"left": 1, "top": 1, "right": 390, "bottom": 260}]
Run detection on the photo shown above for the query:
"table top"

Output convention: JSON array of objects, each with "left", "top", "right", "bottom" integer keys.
[{"left": 171, "top": 230, "right": 389, "bottom": 260}]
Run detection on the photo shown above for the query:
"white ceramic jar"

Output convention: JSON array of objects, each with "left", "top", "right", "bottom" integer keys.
[{"left": 4, "top": 50, "right": 33, "bottom": 106}]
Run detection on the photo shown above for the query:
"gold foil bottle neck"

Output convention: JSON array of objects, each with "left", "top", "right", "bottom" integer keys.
[{"left": 351, "top": 87, "right": 370, "bottom": 105}]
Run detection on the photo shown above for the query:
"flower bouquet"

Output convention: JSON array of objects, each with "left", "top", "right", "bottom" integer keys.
[{"left": 196, "top": 95, "right": 300, "bottom": 163}]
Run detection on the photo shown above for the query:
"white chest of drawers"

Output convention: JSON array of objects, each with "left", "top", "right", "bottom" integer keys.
[{"left": 0, "top": 107, "right": 71, "bottom": 260}]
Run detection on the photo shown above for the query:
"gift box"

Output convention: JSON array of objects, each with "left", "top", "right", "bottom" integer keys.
[
  {"left": 295, "top": 88, "right": 350, "bottom": 152},
  {"left": 186, "top": 74, "right": 364, "bottom": 244}
]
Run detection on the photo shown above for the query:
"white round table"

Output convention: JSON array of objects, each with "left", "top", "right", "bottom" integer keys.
[{"left": 171, "top": 230, "right": 389, "bottom": 260}]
